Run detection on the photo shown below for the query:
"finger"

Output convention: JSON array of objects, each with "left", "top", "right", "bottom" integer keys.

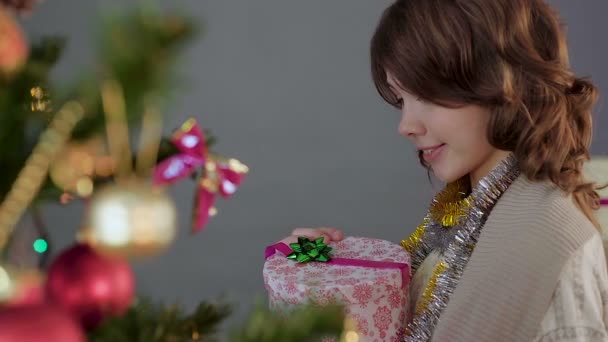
[
  {"left": 316, "top": 232, "right": 332, "bottom": 243},
  {"left": 291, "top": 227, "right": 324, "bottom": 238},
  {"left": 292, "top": 227, "right": 343, "bottom": 241},
  {"left": 280, "top": 232, "right": 332, "bottom": 245},
  {"left": 318, "top": 227, "right": 345, "bottom": 241}
]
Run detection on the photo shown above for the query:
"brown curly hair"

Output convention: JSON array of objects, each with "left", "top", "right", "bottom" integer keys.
[{"left": 370, "top": 0, "right": 602, "bottom": 227}]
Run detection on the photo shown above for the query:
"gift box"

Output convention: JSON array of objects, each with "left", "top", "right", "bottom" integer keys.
[{"left": 263, "top": 236, "right": 411, "bottom": 342}]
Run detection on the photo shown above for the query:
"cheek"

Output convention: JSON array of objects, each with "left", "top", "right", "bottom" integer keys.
[
  {"left": 426, "top": 105, "right": 492, "bottom": 147},
  {"left": 465, "top": 122, "right": 490, "bottom": 146},
  {"left": 428, "top": 116, "right": 474, "bottom": 146},
  {"left": 454, "top": 113, "right": 490, "bottom": 145}
]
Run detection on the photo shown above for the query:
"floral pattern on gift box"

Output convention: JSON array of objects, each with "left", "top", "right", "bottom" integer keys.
[
  {"left": 353, "top": 284, "right": 374, "bottom": 308},
  {"left": 374, "top": 305, "right": 392, "bottom": 339},
  {"left": 391, "top": 287, "right": 407, "bottom": 310},
  {"left": 350, "top": 312, "right": 370, "bottom": 335},
  {"left": 263, "top": 236, "right": 411, "bottom": 342}
]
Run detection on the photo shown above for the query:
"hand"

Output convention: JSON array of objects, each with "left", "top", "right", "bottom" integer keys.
[{"left": 279, "top": 227, "right": 345, "bottom": 245}]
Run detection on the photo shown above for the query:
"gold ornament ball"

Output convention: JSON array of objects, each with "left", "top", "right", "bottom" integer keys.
[{"left": 81, "top": 182, "right": 178, "bottom": 258}]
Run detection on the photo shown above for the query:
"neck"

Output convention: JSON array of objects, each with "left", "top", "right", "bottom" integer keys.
[{"left": 469, "top": 150, "right": 512, "bottom": 186}]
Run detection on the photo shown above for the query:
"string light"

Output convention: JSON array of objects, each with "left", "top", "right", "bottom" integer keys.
[{"left": 33, "top": 239, "right": 48, "bottom": 254}]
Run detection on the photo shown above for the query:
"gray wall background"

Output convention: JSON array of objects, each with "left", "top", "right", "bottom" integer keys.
[{"left": 18, "top": 0, "right": 608, "bottom": 333}]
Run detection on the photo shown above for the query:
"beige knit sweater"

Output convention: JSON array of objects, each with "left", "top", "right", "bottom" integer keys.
[{"left": 429, "top": 176, "right": 598, "bottom": 341}]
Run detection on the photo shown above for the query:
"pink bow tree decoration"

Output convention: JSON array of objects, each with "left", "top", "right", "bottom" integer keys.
[{"left": 153, "top": 118, "right": 248, "bottom": 232}]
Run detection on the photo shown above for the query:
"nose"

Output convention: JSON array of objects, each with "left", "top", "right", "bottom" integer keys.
[{"left": 397, "top": 107, "right": 425, "bottom": 138}]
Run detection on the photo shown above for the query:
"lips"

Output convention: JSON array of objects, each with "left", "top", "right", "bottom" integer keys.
[{"left": 419, "top": 144, "right": 445, "bottom": 163}]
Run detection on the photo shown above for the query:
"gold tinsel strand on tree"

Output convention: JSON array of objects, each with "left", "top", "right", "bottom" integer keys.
[{"left": 0, "top": 101, "right": 84, "bottom": 249}]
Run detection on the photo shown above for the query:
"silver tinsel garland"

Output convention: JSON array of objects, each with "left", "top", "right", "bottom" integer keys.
[{"left": 404, "top": 154, "right": 520, "bottom": 341}]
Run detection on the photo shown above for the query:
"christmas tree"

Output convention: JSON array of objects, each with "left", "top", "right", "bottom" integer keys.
[{"left": 0, "top": 2, "right": 348, "bottom": 341}]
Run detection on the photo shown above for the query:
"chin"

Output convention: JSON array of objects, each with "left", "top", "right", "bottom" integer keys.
[
  {"left": 433, "top": 172, "right": 458, "bottom": 184},
  {"left": 431, "top": 164, "right": 467, "bottom": 184}
]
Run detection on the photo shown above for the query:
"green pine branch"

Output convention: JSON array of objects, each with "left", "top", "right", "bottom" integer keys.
[
  {"left": 88, "top": 297, "right": 231, "bottom": 342},
  {"left": 0, "top": 5, "right": 201, "bottom": 203},
  {"left": 229, "top": 303, "right": 346, "bottom": 342},
  {"left": 88, "top": 297, "right": 346, "bottom": 342},
  {"left": 70, "top": 6, "right": 198, "bottom": 140}
]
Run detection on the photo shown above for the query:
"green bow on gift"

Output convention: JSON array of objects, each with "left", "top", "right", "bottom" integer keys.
[{"left": 287, "top": 236, "right": 333, "bottom": 263}]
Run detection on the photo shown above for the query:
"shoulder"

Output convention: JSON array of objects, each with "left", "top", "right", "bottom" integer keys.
[
  {"left": 535, "top": 234, "right": 608, "bottom": 341},
  {"left": 499, "top": 175, "right": 588, "bottom": 219},
  {"left": 490, "top": 175, "right": 597, "bottom": 248}
]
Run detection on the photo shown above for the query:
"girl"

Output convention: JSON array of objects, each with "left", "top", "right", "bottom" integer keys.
[{"left": 282, "top": 0, "right": 608, "bottom": 341}]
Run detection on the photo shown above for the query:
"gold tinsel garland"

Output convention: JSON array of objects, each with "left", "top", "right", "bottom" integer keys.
[
  {"left": 403, "top": 179, "right": 473, "bottom": 316},
  {"left": 402, "top": 179, "right": 473, "bottom": 253},
  {"left": 403, "top": 155, "right": 519, "bottom": 341},
  {"left": 415, "top": 261, "right": 447, "bottom": 316},
  {"left": 428, "top": 179, "right": 473, "bottom": 227},
  {"left": 401, "top": 218, "right": 428, "bottom": 254}
]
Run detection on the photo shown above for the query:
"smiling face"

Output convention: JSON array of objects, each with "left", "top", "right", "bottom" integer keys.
[{"left": 386, "top": 72, "right": 509, "bottom": 185}]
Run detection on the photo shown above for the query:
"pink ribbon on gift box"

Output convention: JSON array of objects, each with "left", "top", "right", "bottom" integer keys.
[
  {"left": 265, "top": 242, "right": 411, "bottom": 289},
  {"left": 153, "top": 118, "right": 248, "bottom": 232}
]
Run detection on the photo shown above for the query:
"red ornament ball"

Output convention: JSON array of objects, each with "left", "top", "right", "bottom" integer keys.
[
  {"left": 0, "top": 8, "right": 28, "bottom": 75},
  {"left": 0, "top": 266, "right": 45, "bottom": 308},
  {"left": 45, "top": 243, "right": 135, "bottom": 330},
  {"left": 0, "top": 305, "right": 86, "bottom": 342}
]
